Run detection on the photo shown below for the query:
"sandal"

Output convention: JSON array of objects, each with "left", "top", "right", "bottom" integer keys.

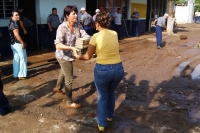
[
  {"left": 107, "top": 118, "right": 113, "bottom": 122},
  {"left": 98, "top": 125, "right": 105, "bottom": 131},
  {"left": 53, "top": 88, "right": 65, "bottom": 95},
  {"left": 66, "top": 103, "right": 81, "bottom": 109}
]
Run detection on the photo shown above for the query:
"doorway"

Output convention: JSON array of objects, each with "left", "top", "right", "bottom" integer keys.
[
  {"left": 86, "top": 0, "right": 97, "bottom": 16},
  {"left": 18, "top": 0, "right": 38, "bottom": 50}
]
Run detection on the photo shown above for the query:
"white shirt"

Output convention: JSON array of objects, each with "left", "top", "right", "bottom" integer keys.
[
  {"left": 93, "top": 15, "right": 97, "bottom": 22},
  {"left": 113, "top": 12, "right": 121, "bottom": 25}
]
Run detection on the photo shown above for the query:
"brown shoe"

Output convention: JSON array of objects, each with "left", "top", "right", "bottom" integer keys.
[
  {"left": 66, "top": 103, "right": 81, "bottom": 109},
  {"left": 53, "top": 88, "right": 65, "bottom": 95}
]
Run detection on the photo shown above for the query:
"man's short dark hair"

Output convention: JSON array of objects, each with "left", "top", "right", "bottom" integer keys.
[
  {"left": 117, "top": 8, "right": 120, "bottom": 11},
  {"left": 52, "top": 8, "right": 57, "bottom": 11}
]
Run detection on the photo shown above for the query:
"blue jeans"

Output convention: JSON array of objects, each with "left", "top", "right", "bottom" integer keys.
[
  {"left": 133, "top": 21, "right": 139, "bottom": 36},
  {"left": 84, "top": 25, "right": 92, "bottom": 36},
  {"left": 11, "top": 43, "right": 27, "bottom": 78},
  {"left": 94, "top": 62, "right": 124, "bottom": 127},
  {"left": 115, "top": 24, "right": 121, "bottom": 39},
  {"left": 156, "top": 26, "right": 162, "bottom": 46}
]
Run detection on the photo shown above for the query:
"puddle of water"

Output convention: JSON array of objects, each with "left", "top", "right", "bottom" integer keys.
[{"left": 191, "top": 64, "right": 200, "bottom": 79}]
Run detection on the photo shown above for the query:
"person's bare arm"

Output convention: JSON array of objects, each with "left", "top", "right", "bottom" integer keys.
[
  {"left": 47, "top": 22, "right": 52, "bottom": 32},
  {"left": 154, "top": 19, "right": 157, "bottom": 25},
  {"left": 75, "top": 44, "right": 96, "bottom": 60},
  {"left": 19, "top": 21, "right": 27, "bottom": 34},
  {"left": 56, "top": 43, "right": 79, "bottom": 56},
  {"left": 13, "top": 29, "right": 26, "bottom": 49},
  {"left": 80, "top": 20, "right": 84, "bottom": 26}
]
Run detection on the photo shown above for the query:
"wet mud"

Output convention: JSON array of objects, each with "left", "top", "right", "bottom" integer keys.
[{"left": 1, "top": 24, "right": 200, "bottom": 133}]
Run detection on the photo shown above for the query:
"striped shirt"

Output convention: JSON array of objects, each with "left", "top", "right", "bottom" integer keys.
[{"left": 55, "top": 22, "right": 90, "bottom": 61}]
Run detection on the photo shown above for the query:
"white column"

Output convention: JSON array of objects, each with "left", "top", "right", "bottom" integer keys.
[{"left": 188, "top": 0, "right": 195, "bottom": 23}]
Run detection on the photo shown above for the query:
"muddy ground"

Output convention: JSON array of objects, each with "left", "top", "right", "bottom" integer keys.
[{"left": 1, "top": 24, "right": 200, "bottom": 133}]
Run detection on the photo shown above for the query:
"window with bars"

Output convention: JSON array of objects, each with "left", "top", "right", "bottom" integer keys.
[
  {"left": 151, "top": 0, "right": 167, "bottom": 18},
  {"left": 0, "top": 0, "right": 18, "bottom": 18},
  {"left": 97, "top": 0, "right": 128, "bottom": 19}
]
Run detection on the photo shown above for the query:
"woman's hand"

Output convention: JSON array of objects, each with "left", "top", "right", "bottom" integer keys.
[
  {"left": 71, "top": 47, "right": 79, "bottom": 57},
  {"left": 22, "top": 43, "right": 26, "bottom": 49},
  {"left": 74, "top": 55, "right": 80, "bottom": 59}
]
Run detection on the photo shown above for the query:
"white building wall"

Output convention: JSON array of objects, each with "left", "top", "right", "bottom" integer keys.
[
  {"left": 175, "top": 6, "right": 189, "bottom": 24},
  {"left": 36, "top": 0, "right": 86, "bottom": 24}
]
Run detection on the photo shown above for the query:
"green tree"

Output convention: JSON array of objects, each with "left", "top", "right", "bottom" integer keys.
[{"left": 195, "top": 0, "right": 200, "bottom": 11}]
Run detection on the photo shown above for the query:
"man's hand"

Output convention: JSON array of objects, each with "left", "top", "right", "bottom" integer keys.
[
  {"left": 49, "top": 27, "right": 53, "bottom": 32},
  {"left": 23, "top": 30, "right": 27, "bottom": 35}
]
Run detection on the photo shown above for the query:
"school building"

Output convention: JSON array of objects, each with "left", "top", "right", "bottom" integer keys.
[{"left": 0, "top": 0, "right": 168, "bottom": 57}]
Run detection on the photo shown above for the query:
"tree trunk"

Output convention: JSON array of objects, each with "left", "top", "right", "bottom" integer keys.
[
  {"left": 167, "top": 17, "right": 175, "bottom": 34},
  {"left": 167, "top": 0, "right": 175, "bottom": 34}
]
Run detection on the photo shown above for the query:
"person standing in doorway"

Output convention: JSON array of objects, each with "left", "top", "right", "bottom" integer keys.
[
  {"left": 80, "top": 7, "right": 92, "bottom": 36},
  {"left": 23, "top": 17, "right": 35, "bottom": 51},
  {"left": 47, "top": 7, "right": 60, "bottom": 49},
  {"left": 17, "top": 6, "right": 27, "bottom": 35},
  {"left": 112, "top": 8, "right": 122, "bottom": 40},
  {"left": 153, "top": 13, "right": 168, "bottom": 49},
  {"left": 8, "top": 11, "right": 27, "bottom": 79},
  {"left": 131, "top": 8, "right": 140, "bottom": 37}
]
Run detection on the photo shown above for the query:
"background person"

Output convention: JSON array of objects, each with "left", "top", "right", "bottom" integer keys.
[
  {"left": 23, "top": 17, "right": 35, "bottom": 51},
  {"left": 47, "top": 7, "right": 60, "bottom": 49},
  {"left": 80, "top": 7, "right": 92, "bottom": 35},
  {"left": 75, "top": 11, "right": 124, "bottom": 131},
  {"left": 131, "top": 8, "right": 140, "bottom": 37},
  {"left": 112, "top": 8, "right": 122, "bottom": 40},
  {"left": 17, "top": 6, "right": 27, "bottom": 35},
  {"left": 92, "top": 9, "right": 100, "bottom": 22},
  {"left": 154, "top": 13, "right": 168, "bottom": 49},
  {"left": 54, "top": 5, "right": 90, "bottom": 109},
  {"left": 92, "top": 9, "right": 100, "bottom": 34},
  {"left": 8, "top": 11, "right": 27, "bottom": 79}
]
